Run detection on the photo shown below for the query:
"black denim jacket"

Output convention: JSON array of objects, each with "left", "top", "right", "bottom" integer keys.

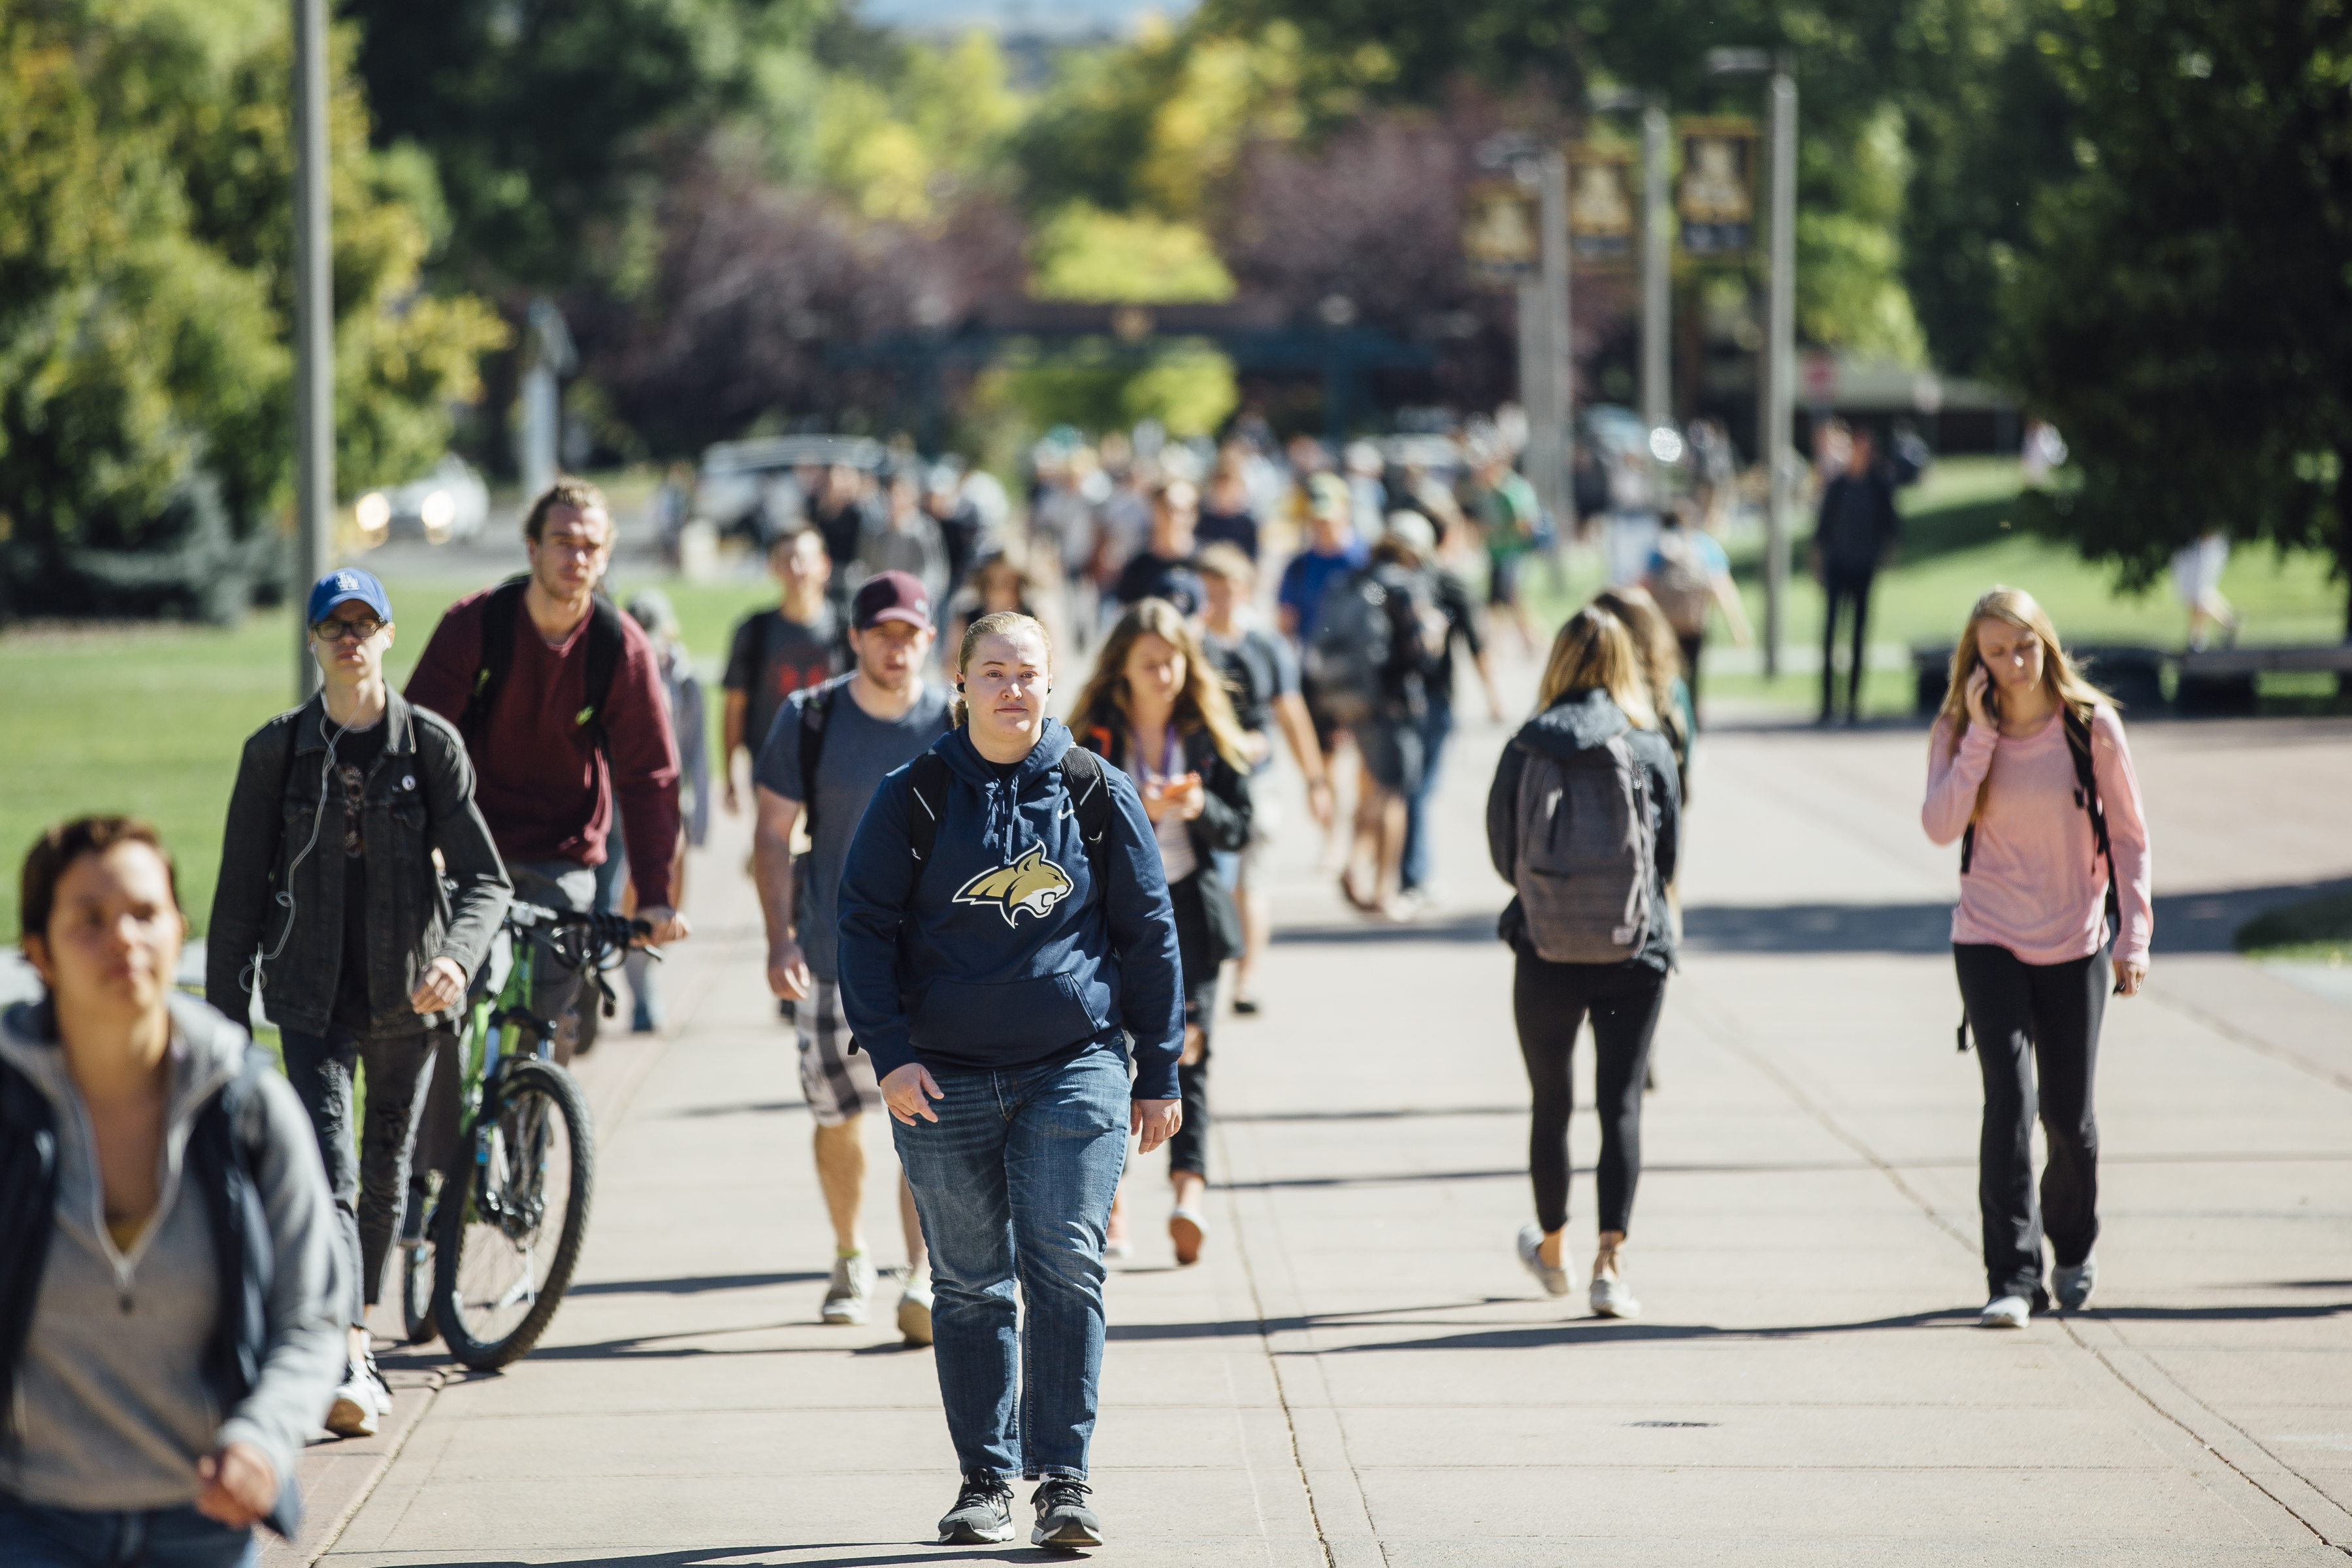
[{"left": 206, "top": 693, "right": 511, "bottom": 1038}]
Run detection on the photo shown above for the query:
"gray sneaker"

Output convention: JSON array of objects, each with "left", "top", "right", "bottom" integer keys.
[
  {"left": 1032, "top": 1477, "right": 1103, "bottom": 1549},
  {"left": 2053, "top": 1257, "right": 2097, "bottom": 1312},
  {"left": 1516, "top": 1223, "right": 1571, "bottom": 1297},
  {"left": 938, "top": 1473, "right": 1015, "bottom": 1544},
  {"left": 821, "top": 1252, "right": 874, "bottom": 1325}
]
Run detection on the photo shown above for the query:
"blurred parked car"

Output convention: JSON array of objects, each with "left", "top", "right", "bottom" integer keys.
[
  {"left": 354, "top": 455, "right": 491, "bottom": 546},
  {"left": 694, "top": 434, "right": 886, "bottom": 544}
]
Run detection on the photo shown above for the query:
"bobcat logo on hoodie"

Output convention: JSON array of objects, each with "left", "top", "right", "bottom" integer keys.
[{"left": 952, "top": 846, "right": 1075, "bottom": 926}]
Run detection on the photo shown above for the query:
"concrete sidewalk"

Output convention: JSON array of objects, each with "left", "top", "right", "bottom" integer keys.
[{"left": 313, "top": 687, "right": 2352, "bottom": 1566}]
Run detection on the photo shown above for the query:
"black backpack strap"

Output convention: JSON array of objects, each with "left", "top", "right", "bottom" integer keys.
[
  {"left": 905, "top": 751, "right": 951, "bottom": 877},
  {"left": 1959, "top": 823, "right": 1974, "bottom": 874},
  {"left": 1056, "top": 745, "right": 1114, "bottom": 891},
  {"left": 576, "top": 593, "right": 629, "bottom": 758},
  {"left": 2063, "top": 706, "right": 2123, "bottom": 938},
  {"left": 457, "top": 576, "right": 531, "bottom": 743},
  {"left": 0, "top": 1053, "right": 62, "bottom": 1449},
  {"left": 796, "top": 675, "right": 852, "bottom": 839}
]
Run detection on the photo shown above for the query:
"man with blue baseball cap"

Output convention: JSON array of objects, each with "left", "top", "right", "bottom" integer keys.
[{"left": 209, "top": 566, "right": 511, "bottom": 1433}]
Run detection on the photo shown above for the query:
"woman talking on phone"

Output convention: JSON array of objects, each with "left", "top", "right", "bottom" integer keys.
[
  {"left": 1922, "top": 587, "right": 2151, "bottom": 1330},
  {"left": 835, "top": 610, "right": 1183, "bottom": 1551}
]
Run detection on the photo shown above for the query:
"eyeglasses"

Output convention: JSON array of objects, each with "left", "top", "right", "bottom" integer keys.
[{"left": 312, "top": 616, "right": 385, "bottom": 643}]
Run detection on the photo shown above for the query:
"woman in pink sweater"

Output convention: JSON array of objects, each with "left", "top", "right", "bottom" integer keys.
[{"left": 1922, "top": 587, "right": 2152, "bottom": 1330}]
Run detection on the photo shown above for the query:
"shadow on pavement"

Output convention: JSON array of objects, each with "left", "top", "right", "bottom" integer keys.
[
  {"left": 567, "top": 1271, "right": 828, "bottom": 1297},
  {"left": 1270, "top": 911, "right": 1498, "bottom": 945},
  {"left": 395, "top": 1548, "right": 1070, "bottom": 1568},
  {"left": 1311, "top": 1298, "right": 2352, "bottom": 1354},
  {"left": 1682, "top": 875, "right": 2352, "bottom": 955},
  {"left": 1218, "top": 1105, "right": 1524, "bottom": 1123}
]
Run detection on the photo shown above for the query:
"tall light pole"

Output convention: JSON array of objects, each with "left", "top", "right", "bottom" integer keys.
[
  {"left": 1534, "top": 147, "right": 1571, "bottom": 525},
  {"left": 292, "top": 0, "right": 333, "bottom": 700},
  {"left": 1640, "top": 100, "right": 1672, "bottom": 434},
  {"left": 1707, "top": 48, "right": 1797, "bottom": 678}
]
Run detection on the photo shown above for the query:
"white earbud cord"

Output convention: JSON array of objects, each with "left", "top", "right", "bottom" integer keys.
[{"left": 240, "top": 711, "right": 352, "bottom": 998}]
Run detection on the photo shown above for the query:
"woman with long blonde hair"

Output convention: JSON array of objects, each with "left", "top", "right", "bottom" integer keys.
[
  {"left": 1592, "top": 585, "right": 1693, "bottom": 804},
  {"left": 1071, "top": 598, "right": 1252, "bottom": 1266},
  {"left": 1921, "top": 586, "right": 2151, "bottom": 1330},
  {"left": 1486, "top": 606, "right": 1680, "bottom": 1320}
]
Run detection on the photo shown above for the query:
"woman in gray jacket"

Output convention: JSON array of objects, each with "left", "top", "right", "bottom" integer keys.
[
  {"left": 3, "top": 816, "right": 347, "bottom": 1566},
  {"left": 206, "top": 570, "right": 510, "bottom": 1433}
]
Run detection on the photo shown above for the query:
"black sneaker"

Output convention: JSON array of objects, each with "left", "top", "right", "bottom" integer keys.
[
  {"left": 1031, "top": 1477, "right": 1102, "bottom": 1549},
  {"left": 937, "top": 1473, "right": 1015, "bottom": 1545}
]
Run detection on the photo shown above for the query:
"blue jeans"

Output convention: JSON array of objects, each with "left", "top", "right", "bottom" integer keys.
[
  {"left": 1399, "top": 698, "right": 1455, "bottom": 894},
  {"left": 0, "top": 1502, "right": 255, "bottom": 1568},
  {"left": 890, "top": 1047, "right": 1130, "bottom": 1481}
]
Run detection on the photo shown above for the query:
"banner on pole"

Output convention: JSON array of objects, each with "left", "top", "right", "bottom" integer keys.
[
  {"left": 1463, "top": 178, "right": 1541, "bottom": 289},
  {"left": 1567, "top": 146, "right": 1636, "bottom": 272},
  {"left": 1677, "top": 118, "right": 1757, "bottom": 257}
]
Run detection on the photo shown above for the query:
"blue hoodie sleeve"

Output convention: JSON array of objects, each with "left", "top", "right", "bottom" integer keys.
[
  {"left": 1102, "top": 766, "right": 1184, "bottom": 1100},
  {"left": 835, "top": 769, "right": 923, "bottom": 1083}
]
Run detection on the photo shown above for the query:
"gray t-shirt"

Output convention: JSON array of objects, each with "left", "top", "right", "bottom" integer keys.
[{"left": 753, "top": 678, "right": 953, "bottom": 980}]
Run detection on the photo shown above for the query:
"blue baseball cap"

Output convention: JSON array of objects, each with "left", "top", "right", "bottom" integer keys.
[{"left": 306, "top": 567, "right": 393, "bottom": 627}]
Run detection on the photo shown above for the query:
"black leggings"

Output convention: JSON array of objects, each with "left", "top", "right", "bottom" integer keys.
[
  {"left": 1514, "top": 955, "right": 1668, "bottom": 1236},
  {"left": 1167, "top": 875, "right": 1218, "bottom": 1180},
  {"left": 1953, "top": 943, "right": 2106, "bottom": 1302}
]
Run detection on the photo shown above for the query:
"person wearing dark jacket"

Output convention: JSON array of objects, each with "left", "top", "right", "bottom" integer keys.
[
  {"left": 1811, "top": 425, "right": 1903, "bottom": 724},
  {"left": 206, "top": 569, "right": 509, "bottom": 1436},
  {"left": 1486, "top": 606, "right": 1681, "bottom": 1322},
  {"left": 5, "top": 817, "right": 346, "bottom": 1566},
  {"left": 836, "top": 611, "right": 1183, "bottom": 1553},
  {"left": 1070, "top": 597, "right": 1252, "bottom": 1266}
]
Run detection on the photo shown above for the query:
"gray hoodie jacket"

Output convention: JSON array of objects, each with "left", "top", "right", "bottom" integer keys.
[{"left": 0, "top": 993, "right": 346, "bottom": 1512}]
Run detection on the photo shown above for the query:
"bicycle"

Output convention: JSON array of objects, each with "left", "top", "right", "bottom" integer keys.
[{"left": 398, "top": 901, "right": 645, "bottom": 1370}]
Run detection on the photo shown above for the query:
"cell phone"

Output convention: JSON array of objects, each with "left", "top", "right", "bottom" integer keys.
[{"left": 1976, "top": 657, "right": 2001, "bottom": 719}]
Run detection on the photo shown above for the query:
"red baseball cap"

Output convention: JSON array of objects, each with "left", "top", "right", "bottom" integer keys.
[{"left": 852, "top": 570, "right": 933, "bottom": 631}]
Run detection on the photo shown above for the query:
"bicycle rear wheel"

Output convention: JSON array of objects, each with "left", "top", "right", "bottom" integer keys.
[
  {"left": 400, "top": 1233, "right": 436, "bottom": 1345},
  {"left": 432, "top": 1058, "right": 595, "bottom": 1370}
]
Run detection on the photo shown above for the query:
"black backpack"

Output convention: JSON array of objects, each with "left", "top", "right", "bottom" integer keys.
[
  {"left": 457, "top": 576, "right": 628, "bottom": 758},
  {"left": 902, "top": 745, "right": 1114, "bottom": 893},
  {"left": 791, "top": 673, "right": 859, "bottom": 843},
  {"left": 1954, "top": 706, "right": 2119, "bottom": 1051}
]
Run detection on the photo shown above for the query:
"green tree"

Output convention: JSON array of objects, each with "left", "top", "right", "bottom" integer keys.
[
  {"left": 1999, "top": 0, "right": 2352, "bottom": 632},
  {"left": 0, "top": 0, "right": 502, "bottom": 617}
]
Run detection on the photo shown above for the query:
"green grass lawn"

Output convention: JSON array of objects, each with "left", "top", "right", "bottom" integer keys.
[
  {"left": 2235, "top": 890, "right": 2352, "bottom": 964},
  {"left": 1531, "top": 457, "right": 2348, "bottom": 717},
  {"left": 1, "top": 568, "right": 777, "bottom": 942}
]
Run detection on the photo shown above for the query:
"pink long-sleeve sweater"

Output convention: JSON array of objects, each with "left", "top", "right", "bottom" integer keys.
[{"left": 1922, "top": 704, "right": 2152, "bottom": 966}]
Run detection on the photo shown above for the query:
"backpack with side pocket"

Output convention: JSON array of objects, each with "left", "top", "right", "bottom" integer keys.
[
  {"left": 1648, "top": 529, "right": 1715, "bottom": 638},
  {"left": 1509, "top": 727, "right": 1657, "bottom": 964}
]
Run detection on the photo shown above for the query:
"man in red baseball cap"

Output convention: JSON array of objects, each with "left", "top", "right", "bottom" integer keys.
[{"left": 750, "top": 570, "right": 953, "bottom": 1340}]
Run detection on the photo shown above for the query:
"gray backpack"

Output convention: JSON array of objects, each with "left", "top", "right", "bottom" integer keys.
[{"left": 1511, "top": 727, "right": 1656, "bottom": 963}]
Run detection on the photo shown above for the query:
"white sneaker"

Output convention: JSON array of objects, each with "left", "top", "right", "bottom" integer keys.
[
  {"left": 325, "top": 1362, "right": 382, "bottom": 1438},
  {"left": 1516, "top": 1223, "right": 1571, "bottom": 1298},
  {"left": 1590, "top": 1239, "right": 1641, "bottom": 1320},
  {"left": 1980, "top": 1294, "right": 2031, "bottom": 1329},
  {"left": 1169, "top": 1207, "right": 1207, "bottom": 1266},
  {"left": 897, "top": 1273, "right": 934, "bottom": 1347},
  {"left": 822, "top": 1252, "right": 874, "bottom": 1325},
  {"left": 2053, "top": 1258, "right": 2097, "bottom": 1312}
]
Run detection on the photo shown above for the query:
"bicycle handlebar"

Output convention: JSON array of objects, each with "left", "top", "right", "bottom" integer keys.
[{"left": 504, "top": 904, "right": 654, "bottom": 970}]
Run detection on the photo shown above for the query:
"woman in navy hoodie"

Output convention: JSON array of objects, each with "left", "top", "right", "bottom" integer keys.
[{"left": 836, "top": 610, "right": 1183, "bottom": 1552}]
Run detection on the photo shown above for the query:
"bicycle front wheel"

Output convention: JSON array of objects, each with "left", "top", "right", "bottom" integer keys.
[{"left": 433, "top": 1059, "right": 595, "bottom": 1370}]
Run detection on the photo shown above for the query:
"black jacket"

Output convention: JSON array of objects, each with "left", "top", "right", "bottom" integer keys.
[
  {"left": 1485, "top": 689, "right": 1681, "bottom": 972},
  {"left": 1814, "top": 461, "right": 1901, "bottom": 572},
  {"left": 1079, "top": 708, "right": 1251, "bottom": 971},
  {"left": 206, "top": 693, "right": 510, "bottom": 1038}
]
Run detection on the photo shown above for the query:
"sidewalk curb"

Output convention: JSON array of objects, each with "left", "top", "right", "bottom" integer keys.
[{"left": 257, "top": 1371, "right": 444, "bottom": 1568}]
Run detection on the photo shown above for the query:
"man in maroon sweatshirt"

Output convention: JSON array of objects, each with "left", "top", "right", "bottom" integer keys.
[{"left": 407, "top": 479, "right": 688, "bottom": 1062}]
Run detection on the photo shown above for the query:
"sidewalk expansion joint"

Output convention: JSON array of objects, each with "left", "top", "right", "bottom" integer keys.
[{"left": 2146, "top": 983, "right": 2352, "bottom": 1098}]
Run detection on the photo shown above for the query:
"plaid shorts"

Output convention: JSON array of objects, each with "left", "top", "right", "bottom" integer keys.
[{"left": 796, "top": 978, "right": 881, "bottom": 1128}]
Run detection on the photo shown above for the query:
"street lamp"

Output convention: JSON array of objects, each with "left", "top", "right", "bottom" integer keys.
[
  {"left": 1707, "top": 47, "right": 1796, "bottom": 680},
  {"left": 291, "top": 0, "right": 332, "bottom": 699},
  {"left": 1588, "top": 87, "right": 1673, "bottom": 440},
  {"left": 1474, "top": 134, "right": 1570, "bottom": 530}
]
